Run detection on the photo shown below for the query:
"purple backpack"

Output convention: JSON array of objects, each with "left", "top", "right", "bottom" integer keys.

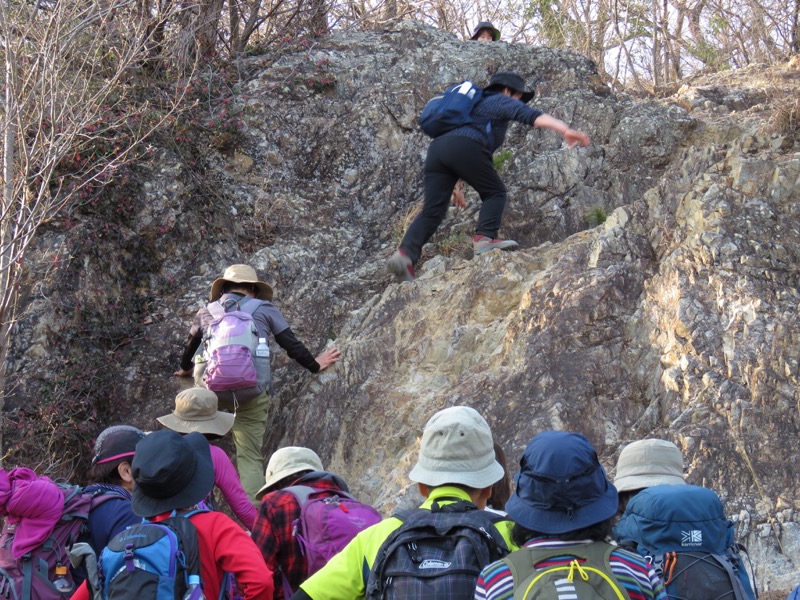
[
  {"left": 280, "top": 486, "right": 382, "bottom": 599},
  {"left": 0, "top": 483, "right": 116, "bottom": 599},
  {"left": 201, "top": 298, "right": 265, "bottom": 405}
]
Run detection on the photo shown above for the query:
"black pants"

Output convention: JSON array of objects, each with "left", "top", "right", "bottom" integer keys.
[{"left": 400, "top": 136, "right": 507, "bottom": 264}]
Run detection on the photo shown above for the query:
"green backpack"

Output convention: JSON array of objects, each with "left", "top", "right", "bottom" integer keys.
[{"left": 501, "top": 541, "right": 630, "bottom": 600}]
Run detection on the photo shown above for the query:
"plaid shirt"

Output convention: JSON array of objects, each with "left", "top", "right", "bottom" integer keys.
[{"left": 251, "top": 475, "right": 346, "bottom": 600}]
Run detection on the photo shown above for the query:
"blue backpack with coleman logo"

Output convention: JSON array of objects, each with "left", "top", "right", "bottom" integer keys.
[
  {"left": 365, "top": 499, "right": 510, "bottom": 600},
  {"left": 418, "top": 81, "right": 490, "bottom": 138},
  {"left": 614, "top": 484, "right": 756, "bottom": 600}
]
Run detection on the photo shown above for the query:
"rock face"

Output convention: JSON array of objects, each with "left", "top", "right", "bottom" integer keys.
[{"left": 5, "top": 21, "right": 800, "bottom": 594}]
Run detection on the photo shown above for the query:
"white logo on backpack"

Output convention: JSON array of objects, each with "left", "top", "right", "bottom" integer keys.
[
  {"left": 418, "top": 559, "right": 452, "bottom": 569},
  {"left": 681, "top": 530, "right": 703, "bottom": 545}
]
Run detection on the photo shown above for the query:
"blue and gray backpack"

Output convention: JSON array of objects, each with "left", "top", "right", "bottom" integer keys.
[
  {"left": 614, "top": 484, "right": 756, "bottom": 600},
  {"left": 99, "top": 511, "right": 204, "bottom": 600}
]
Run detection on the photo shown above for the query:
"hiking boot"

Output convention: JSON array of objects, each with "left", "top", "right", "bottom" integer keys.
[
  {"left": 387, "top": 249, "right": 415, "bottom": 282},
  {"left": 473, "top": 235, "right": 519, "bottom": 255}
]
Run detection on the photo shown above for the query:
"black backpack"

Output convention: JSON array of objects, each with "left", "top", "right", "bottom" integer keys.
[{"left": 365, "top": 499, "right": 510, "bottom": 600}]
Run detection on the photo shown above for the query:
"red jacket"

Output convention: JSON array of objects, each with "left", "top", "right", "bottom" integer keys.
[{"left": 71, "top": 510, "right": 272, "bottom": 600}]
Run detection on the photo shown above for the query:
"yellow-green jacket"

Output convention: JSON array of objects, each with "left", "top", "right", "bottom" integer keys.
[{"left": 297, "top": 486, "right": 518, "bottom": 600}]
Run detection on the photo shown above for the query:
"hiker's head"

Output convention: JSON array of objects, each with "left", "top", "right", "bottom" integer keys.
[
  {"left": 89, "top": 425, "right": 146, "bottom": 489},
  {"left": 256, "top": 446, "right": 324, "bottom": 500},
  {"left": 409, "top": 406, "right": 503, "bottom": 507},
  {"left": 210, "top": 264, "right": 273, "bottom": 302},
  {"left": 506, "top": 431, "right": 618, "bottom": 541},
  {"left": 487, "top": 441, "right": 511, "bottom": 511},
  {"left": 486, "top": 71, "right": 535, "bottom": 104},
  {"left": 131, "top": 430, "right": 214, "bottom": 518},
  {"left": 471, "top": 21, "right": 501, "bottom": 42},
  {"left": 613, "top": 438, "right": 685, "bottom": 513},
  {"left": 157, "top": 387, "right": 234, "bottom": 440}
]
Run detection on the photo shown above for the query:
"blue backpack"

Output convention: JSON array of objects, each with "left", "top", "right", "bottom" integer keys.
[
  {"left": 99, "top": 511, "right": 204, "bottom": 600},
  {"left": 614, "top": 485, "right": 756, "bottom": 600},
  {"left": 418, "top": 81, "right": 489, "bottom": 138}
]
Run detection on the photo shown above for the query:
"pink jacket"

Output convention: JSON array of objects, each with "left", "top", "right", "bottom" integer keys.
[
  {"left": 0, "top": 468, "right": 64, "bottom": 558},
  {"left": 210, "top": 445, "right": 257, "bottom": 530}
]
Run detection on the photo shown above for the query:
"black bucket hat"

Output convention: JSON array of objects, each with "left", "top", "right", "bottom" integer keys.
[
  {"left": 131, "top": 430, "right": 215, "bottom": 518},
  {"left": 471, "top": 21, "right": 501, "bottom": 41},
  {"left": 486, "top": 71, "right": 535, "bottom": 104}
]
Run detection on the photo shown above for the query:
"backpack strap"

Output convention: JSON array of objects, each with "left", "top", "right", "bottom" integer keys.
[
  {"left": 159, "top": 512, "right": 204, "bottom": 579},
  {"left": 430, "top": 498, "right": 477, "bottom": 513},
  {"left": 504, "top": 541, "right": 629, "bottom": 600},
  {"left": 391, "top": 504, "right": 510, "bottom": 556},
  {"left": 207, "top": 301, "right": 226, "bottom": 320},
  {"left": 237, "top": 297, "right": 265, "bottom": 316},
  {"left": 282, "top": 485, "right": 355, "bottom": 507},
  {"left": 713, "top": 553, "right": 750, "bottom": 600},
  {"left": 209, "top": 296, "right": 265, "bottom": 316}
]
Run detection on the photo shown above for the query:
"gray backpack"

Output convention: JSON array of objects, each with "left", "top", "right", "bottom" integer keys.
[{"left": 501, "top": 541, "right": 630, "bottom": 600}]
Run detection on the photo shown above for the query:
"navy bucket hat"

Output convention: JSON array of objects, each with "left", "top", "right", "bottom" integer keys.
[{"left": 506, "top": 431, "right": 618, "bottom": 534}]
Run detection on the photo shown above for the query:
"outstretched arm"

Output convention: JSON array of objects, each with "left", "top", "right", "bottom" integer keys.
[{"left": 533, "top": 114, "right": 591, "bottom": 148}]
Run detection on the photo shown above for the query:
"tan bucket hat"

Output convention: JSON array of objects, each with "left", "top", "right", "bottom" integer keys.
[
  {"left": 157, "top": 388, "right": 235, "bottom": 437},
  {"left": 613, "top": 439, "right": 686, "bottom": 492},
  {"left": 209, "top": 264, "right": 273, "bottom": 302},
  {"left": 255, "top": 447, "right": 323, "bottom": 500},
  {"left": 408, "top": 406, "right": 504, "bottom": 489}
]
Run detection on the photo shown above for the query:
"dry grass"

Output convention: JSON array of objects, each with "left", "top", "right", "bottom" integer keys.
[{"left": 392, "top": 202, "right": 422, "bottom": 245}]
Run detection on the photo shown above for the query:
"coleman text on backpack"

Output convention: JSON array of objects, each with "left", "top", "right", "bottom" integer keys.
[
  {"left": 199, "top": 297, "right": 269, "bottom": 407},
  {"left": 99, "top": 512, "right": 203, "bottom": 600},
  {"left": 501, "top": 541, "right": 630, "bottom": 600},
  {"left": 0, "top": 481, "right": 119, "bottom": 600},
  {"left": 365, "top": 499, "right": 510, "bottom": 600},
  {"left": 614, "top": 484, "right": 756, "bottom": 600},
  {"left": 418, "top": 82, "right": 489, "bottom": 138},
  {"left": 280, "top": 486, "right": 382, "bottom": 600}
]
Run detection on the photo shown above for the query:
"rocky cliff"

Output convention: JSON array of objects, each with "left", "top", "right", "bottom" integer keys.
[{"left": 5, "top": 21, "right": 799, "bottom": 595}]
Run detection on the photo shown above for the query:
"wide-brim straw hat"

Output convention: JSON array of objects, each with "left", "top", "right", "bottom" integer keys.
[
  {"left": 209, "top": 264, "right": 273, "bottom": 302},
  {"left": 157, "top": 388, "right": 234, "bottom": 437}
]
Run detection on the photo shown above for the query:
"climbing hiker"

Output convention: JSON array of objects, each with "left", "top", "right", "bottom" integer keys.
[
  {"left": 613, "top": 438, "right": 757, "bottom": 600},
  {"left": 290, "top": 405, "right": 516, "bottom": 600},
  {"left": 388, "top": 71, "right": 590, "bottom": 283},
  {"left": 476, "top": 431, "right": 668, "bottom": 600},
  {"left": 101, "top": 430, "right": 273, "bottom": 600},
  {"left": 174, "top": 264, "right": 341, "bottom": 502},
  {"left": 251, "top": 447, "right": 380, "bottom": 600},
  {"left": 157, "top": 387, "right": 257, "bottom": 529}
]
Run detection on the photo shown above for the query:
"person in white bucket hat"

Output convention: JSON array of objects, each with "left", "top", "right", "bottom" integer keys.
[{"left": 292, "top": 406, "right": 518, "bottom": 600}]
